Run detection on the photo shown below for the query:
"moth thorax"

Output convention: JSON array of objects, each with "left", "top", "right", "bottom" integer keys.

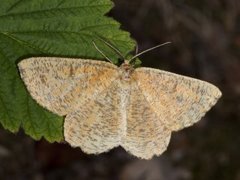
[{"left": 120, "top": 61, "right": 134, "bottom": 81}]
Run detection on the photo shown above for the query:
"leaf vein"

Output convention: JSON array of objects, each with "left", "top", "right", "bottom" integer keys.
[
  {"left": 0, "top": 4, "right": 112, "bottom": 19},
  {"left": 0, "top": 32, "right": 45, "bottom": 53},
  {"left": 6, "top": 0, "right": 28, "bottom": 13}
]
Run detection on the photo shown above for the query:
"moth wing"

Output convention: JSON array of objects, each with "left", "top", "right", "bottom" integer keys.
[
  {"left": 132, "top": 67, "right": 222, "bottom": 131},
  {"left": 121, "top": 81, "right": 172, "bottom": 159},
  {"left": 64, "top": 79, "right": 125, "bottom": 154},
  {"left": 18, "top": 57, "right": 118, "bottom": 116}
]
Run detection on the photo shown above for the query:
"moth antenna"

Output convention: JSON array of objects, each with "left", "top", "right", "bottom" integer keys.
[
  {"left": 92, "top": 41, "right": 113, "bottom": 63},
  {"left": 129, "top": 42, "right": 171, "bottom": 63},
  {"left": 97, "top": 37, "right": 125, "bottom": 60}
]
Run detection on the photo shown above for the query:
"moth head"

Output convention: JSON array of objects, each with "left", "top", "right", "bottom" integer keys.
[{"left": 119, "top": 60, "right": 134, "bottom": 81}]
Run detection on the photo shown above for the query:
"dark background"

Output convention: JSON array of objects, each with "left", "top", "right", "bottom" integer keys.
[{"left": 0, "top": 0, "right": 240, "bottom": 179}]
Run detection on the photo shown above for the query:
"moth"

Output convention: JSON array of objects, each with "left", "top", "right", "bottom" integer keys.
[{"left": 18, "top": 42, "right": 221, "bottom": 159}]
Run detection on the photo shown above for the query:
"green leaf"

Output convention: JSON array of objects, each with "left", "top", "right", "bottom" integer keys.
[{"left": 0, "top": 0, "right": 135, "bottom": 142}]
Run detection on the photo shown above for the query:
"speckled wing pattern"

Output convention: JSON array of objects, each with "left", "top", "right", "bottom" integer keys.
[
  {"left": 119, "top": 67, "right": 221, "bottom": 159},
  {"left": 18, "top": 58, "right": 222, "bottom": 159},
  {"left": 64, "top": 79, "right": 126, "bottom": 154},
  {"left": 132, "top": 67, "right": 222, "bottom": 132},
  {"left": 121, "top": 80, "right": 172, "bottom": 159},
  {"left": 18, "top": 57, "right": 119, "bottom": 116}
]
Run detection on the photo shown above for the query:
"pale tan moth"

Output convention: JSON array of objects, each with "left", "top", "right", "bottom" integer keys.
[{"left": 18, "top": 42, "right": 222, "bottom": 159}]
